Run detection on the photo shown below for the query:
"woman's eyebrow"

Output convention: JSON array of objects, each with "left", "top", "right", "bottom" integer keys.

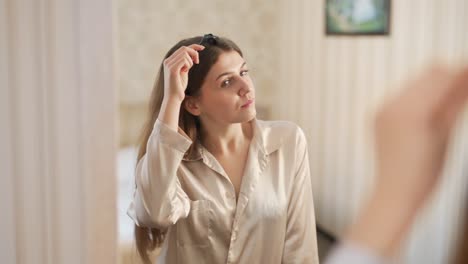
[{"left": 215, "top": 62, "right": 247, "bottom": 80}]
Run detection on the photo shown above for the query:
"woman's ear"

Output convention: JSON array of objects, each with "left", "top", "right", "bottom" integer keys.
[{"left": 183, "top": 96, "right": 202, "bottom": 116}]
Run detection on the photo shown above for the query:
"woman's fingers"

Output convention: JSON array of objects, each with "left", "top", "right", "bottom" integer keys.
[
  {"left": 383, "top": 64, "right": 468, "bottom": 129},
  {"left": 166, "top": 52, "right": 194, "bottom": 74},
  {"left": 436, "top": 66, "right": 468, "bottom": 128},
  {"left": 180, "top": 53, "right": 194, "bottom": 73},
  {"left": 161, "top": 44, "right": 205, "bottom": 103},
  {"left": 374, "top": 64, "right": 468, "bottom": 192},
  {"left": 167, "top": 45, "right": 204, "bottom": 65},
  {"left": 168, "top": 53, "right": 194, "bottom": 74},
  {"left": 163, "top": 45, "right": 205, "bottom": 76},
  {"left": 403, "top": 64, "right": 468, "bottom": 135},
  {"left": 188, "top": 44, "right": 205, "bottom": 51},
  {"left": 186, "top": 44, "right": 205, "bottom": 64}
]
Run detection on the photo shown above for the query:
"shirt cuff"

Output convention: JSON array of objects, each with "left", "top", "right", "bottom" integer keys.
[
  {"left": 324, "top": 240, "right": 389, "bottom": 264},
  {"left": 154, "top": 119, "right": 193, "bottom": 153}
]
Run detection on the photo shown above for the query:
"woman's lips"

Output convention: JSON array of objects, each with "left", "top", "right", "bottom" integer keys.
[{"left": 241, "top": 99, "right": 254, "bottom": 108}]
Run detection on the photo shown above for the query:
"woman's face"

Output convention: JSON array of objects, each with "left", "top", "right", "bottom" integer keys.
[{"left": 196, "top": 50, "right": 256, "bottom": 125}]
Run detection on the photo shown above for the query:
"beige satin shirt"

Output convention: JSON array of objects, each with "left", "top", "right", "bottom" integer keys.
[{"left": 127, "top": 118, "right": 319, "bottom": 264}]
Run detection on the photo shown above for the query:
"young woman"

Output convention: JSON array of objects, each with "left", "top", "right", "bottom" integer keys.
[{"left": 127, "top": 34, "right": 319, "bottom": 263}]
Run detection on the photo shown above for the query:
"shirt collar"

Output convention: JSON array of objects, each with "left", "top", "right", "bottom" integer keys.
[{"left": 181, "top": 118, "right": 282, "bottom": 162}]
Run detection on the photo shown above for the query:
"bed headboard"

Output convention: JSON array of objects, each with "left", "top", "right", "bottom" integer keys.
[
  {"left": 119, "top": 102, "right": 271, "bottom": 148},
  {"left": 119, "top": 102, "right": 148, "bottom": 148}
]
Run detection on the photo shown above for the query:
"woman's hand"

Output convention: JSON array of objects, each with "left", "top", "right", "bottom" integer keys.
[
  {"left": 163, "top": 44, "right": 205, "bottom": 103},
  {"left": 374, "top": 64, "right": 468, "bottom": 208},
  {"left": 345, "top": 64, "right": 468, "bottom": 257}
]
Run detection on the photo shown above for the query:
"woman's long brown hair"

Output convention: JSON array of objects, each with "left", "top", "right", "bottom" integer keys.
[{"left": 134, "top": 35, "right": 242, "bottom": 264}]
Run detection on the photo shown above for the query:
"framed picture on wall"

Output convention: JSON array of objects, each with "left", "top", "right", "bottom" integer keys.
[{"left": 325, "top": 0, "right": 391, "bottom": 35}]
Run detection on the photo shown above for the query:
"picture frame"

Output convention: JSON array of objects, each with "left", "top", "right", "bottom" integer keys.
[{"left": 325, "top": 0, "right": 391, "bottom": 36}]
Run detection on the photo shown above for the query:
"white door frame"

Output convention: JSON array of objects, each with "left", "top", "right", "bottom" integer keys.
[{"left": 0, "top": 0, "right": 118, "bottom": 263}]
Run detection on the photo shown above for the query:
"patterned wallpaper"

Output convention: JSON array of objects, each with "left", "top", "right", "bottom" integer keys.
[
  {"left": 277, "top": 1, "right": 468, "bottom": 263},
  {"left": 117, "top": 0, "right": 281, "bottom": 146}
]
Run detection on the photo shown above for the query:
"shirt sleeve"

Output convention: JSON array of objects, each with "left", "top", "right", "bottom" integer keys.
[
  {"left": 324, "top": 241, "right": 389, "bottom": 264},
  {"left": 127, "top": 119, "right": 193, "bottom": 229},
  {"left": 282, "top": 128, "right": 320, "bottom": 263}
]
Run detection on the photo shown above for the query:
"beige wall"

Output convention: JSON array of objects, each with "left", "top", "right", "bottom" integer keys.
[
  {"left": 117, "top": 0, "right": 281, "bottom": 147},
  {"left": 276, "top": 0, "right": 468, "bottom": 263}
]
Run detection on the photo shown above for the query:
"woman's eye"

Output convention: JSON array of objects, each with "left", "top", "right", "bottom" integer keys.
[
  {"left": 221, "top": 79, "right": 231, "bottom": 87},
  {"left": 240, "top": 70, "right": 249, "bottom": 76}
]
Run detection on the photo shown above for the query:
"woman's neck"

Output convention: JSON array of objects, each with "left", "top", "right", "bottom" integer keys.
[{"left": 201, "top": 121, "right": 253, "bottom": 156}]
